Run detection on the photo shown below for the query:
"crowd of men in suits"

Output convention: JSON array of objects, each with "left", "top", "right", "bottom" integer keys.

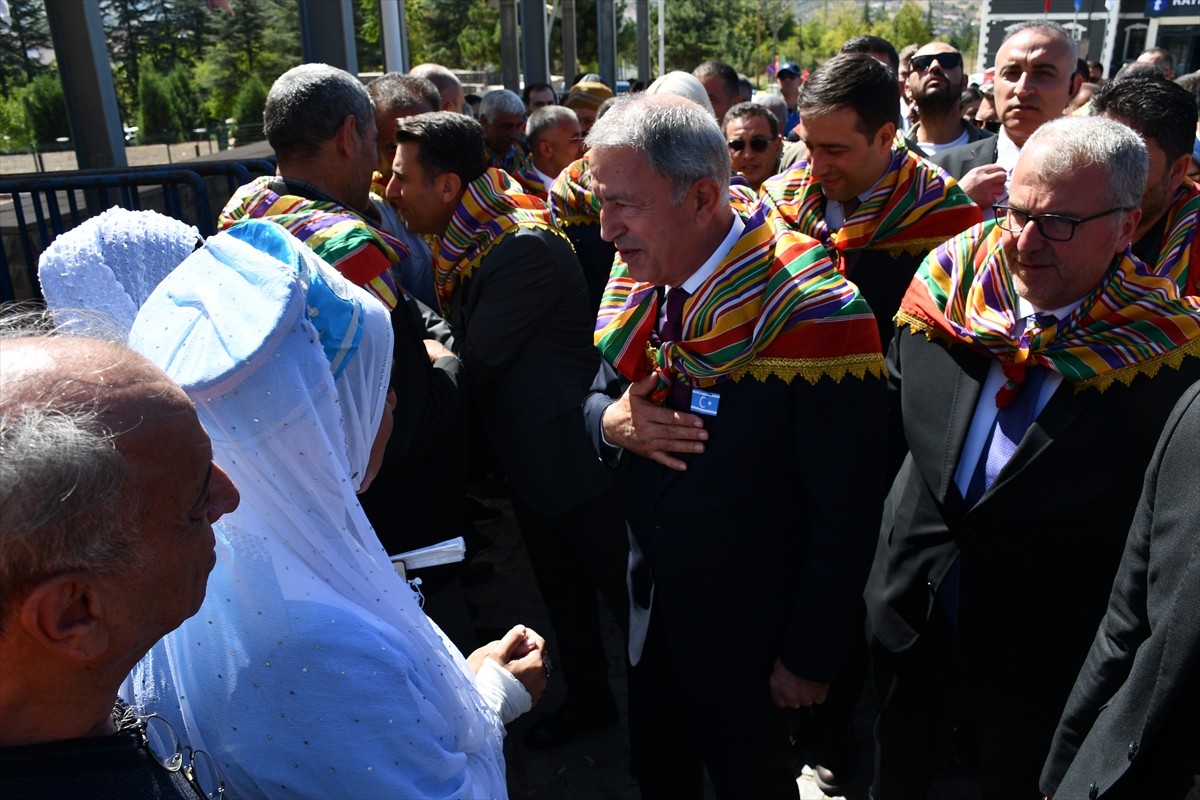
[{"left": 4, "top": 20, "right": 1199, "bottom": 800}]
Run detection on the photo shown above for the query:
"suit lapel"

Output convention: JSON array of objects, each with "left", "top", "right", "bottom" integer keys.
[{"left": 939, "top": 350, "right": 989, "bottom": 502}]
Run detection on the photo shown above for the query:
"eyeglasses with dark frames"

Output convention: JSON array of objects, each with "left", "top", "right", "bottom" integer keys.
[
  {"left": 728, "top": 136, "right": 772, "bottom": 153},
  {"left": 910, "top": 52, "right": 963, "bottom": 72},
  {"left": 124, "top": 711, "right": 225, "bottom": 798},
  {"left": 993, "top": 204, "right": 1133, "bottom": 242}
]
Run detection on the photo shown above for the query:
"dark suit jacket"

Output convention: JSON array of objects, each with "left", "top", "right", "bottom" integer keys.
[
  {"left": 449, "top": 227, "right": 611, "bottom": 517},
  {"left": 1041, "top": 381, "right": 1200, "bottom": 800},
  {"left": 929, "top": 135, "right": 1000, "bottom": 180},
  {"left": 865, "top": 325, "right": 1200, "bottom": 778},
  {"left": 588, "top": 355, "right": 888, "bottom": 682}
]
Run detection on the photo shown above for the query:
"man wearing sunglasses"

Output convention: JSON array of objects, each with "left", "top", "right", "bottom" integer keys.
[
  {"left": 931, "top": 21, "right": 1082, "bottom": 212},
  {"left": 905, "top": 42, "right": 995, "bottom": 158},
  {"left": 723, "top": 102, "right": 784, "bottom": 192},
  {"left": 865, "top": 116, "right": 1200, "bottom": 799},
  {"left": 0, "top": 329, "right": 241, "bottom": 799}
]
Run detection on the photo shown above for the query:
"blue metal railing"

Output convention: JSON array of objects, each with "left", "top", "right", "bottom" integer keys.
[{"left": 1, "top": 158, "right": 275, "bottom": 303}]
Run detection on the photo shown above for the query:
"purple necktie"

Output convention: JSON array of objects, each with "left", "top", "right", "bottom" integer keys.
[{"left": 661, "top": 287, "right": 691, "bottom": 411}]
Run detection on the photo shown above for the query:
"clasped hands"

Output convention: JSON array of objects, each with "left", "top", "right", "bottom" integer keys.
[{"left": 467, "top": 624, "right": 548, "bottom": 704}]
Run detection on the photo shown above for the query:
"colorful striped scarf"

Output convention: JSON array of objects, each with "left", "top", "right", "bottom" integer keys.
[
  {"left": 595, "top": 206, "right": 885, "bottom": 402},
  {"left": 759, "top": 139, "right": 981, "bottom": 270},
  {"left": 486, "top": 142, "right": 532, "bottom": 177},
  {"left": 897, "top": 220, "right": 1200, "bottom": 393},
  {"left": 548, "top": 156, "right": 598, "bottom": 228},
  {"left": 514, "top": 167, "right": 550, "bottom": 200},
  {"left": 1152, "top": 181, "right": 1199, "bottom": 296},
  {"left": 220, "top": 176, "right": 405, "bottom": 310},
  {"left": 432, "top": 167, "right": 563, "bottom": 313}
]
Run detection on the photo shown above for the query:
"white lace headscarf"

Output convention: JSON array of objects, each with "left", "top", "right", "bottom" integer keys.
[
  {"left": 37, "top": 206, "right": 202, "bottom": 336},
  {"left": 112, "top": 221, "right": 507, "bottom": 799}
]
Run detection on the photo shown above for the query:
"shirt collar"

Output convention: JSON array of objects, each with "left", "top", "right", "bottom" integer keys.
[
  {"left": 670, "top": 214, "right": 745, "bottom": 295},
  {"left": 996, "top": 127, "right": 1022, "bottom": 173}
]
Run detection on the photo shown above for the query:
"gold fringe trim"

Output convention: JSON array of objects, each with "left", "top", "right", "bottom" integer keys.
[
  {"left": 870, "top": 237, "right": 955, "bottom": 258},
  {"left": 728, "top": 353, "right": 888, "bottom": 385},
  {"left": 553, "top": 215, "right": 597, "bottom": 228},
  {"left": 644, "top": 347, "right": 888, "bottom": 385},
  {"left": 1072, "top": 338, "right": 1200, "bottom": 393}
]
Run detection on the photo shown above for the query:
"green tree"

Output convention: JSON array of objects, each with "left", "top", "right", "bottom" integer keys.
[
  {"left": 0, "top": 0, "right": 53, "bottom": 94},
  {"left": 20, "top": 70, "right": 70, "bottom": 146},
  {"left": 875, "top": 0, "right": 932, "bottom": 54},
  {"left": 137, "top": 63, "right": 180, "bottom": 143},
  {"left": 231, "top": 74, "right": 268, "bottom": 142},
  {"left": 101, "top": 0, "right": 152, "bottom": 120},
  {"left": 0, "top": 93, "right": 35, "bottom": 152},
  {"left": 193, "top": 0, "right": 300, "bottom": 121},
  {"left": 457, "top": 2, "right": 500, "bottom": 70}
]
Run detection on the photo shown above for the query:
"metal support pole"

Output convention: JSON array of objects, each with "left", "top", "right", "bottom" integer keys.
[
  {"left": 298, "top": 0, "right": 358, "bottom": 74},
  {"left": 597, "top": 0, "right": 616, "bottom": 89},
  {"left": 380, "top": 0, "right": 410, "bottom": 73},
  {"left": 521, "top": 0, "right": 550, "bottom": 87},
  {"left": 636, "top": 0, "right": 650, "bottom": 82},
  {"left": 500, "top": 0, "right": 521, "bottom": 91},
  {"left": 562, "top": 0, "right": 578, "bottom": 88},
  {"left": 44, "top": 0, "right": 127, "bottom": 170}
]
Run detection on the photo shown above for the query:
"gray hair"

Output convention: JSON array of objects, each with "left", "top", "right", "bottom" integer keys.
[
  {"left": 587, "top": 93, "right": 730, "bottom": 205},
  {"left": 479, "top": 89, "right": 526, "bottom": 121},
  {"left": 1023, "top": 116, "right": 1148, "bottom": 208},
  {"left": 367, "top": 72, "right": 440, "bottom": 116},
  {"left": 1002, "top": 20, "right": 1078, "bottom": 63},
  {"left": 526, "top": 105, "right": 579, "bottom": 147},
  {"left": 0, "top": 319, "right": 144, "bottom": 629},
  {"left": 264, "top": 64, "right": 374, "bottom": 160}
]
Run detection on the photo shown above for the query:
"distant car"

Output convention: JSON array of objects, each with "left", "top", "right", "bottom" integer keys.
[{"left": 616, "top": 80, "right": 630, "bottom": 94}]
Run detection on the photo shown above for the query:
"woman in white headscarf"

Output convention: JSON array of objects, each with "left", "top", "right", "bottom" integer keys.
[{"left": 42, "top": 214, "right": 545, "bottom": 799}]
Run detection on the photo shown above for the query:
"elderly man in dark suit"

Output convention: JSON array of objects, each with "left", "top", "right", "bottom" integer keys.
[
  {"left": 1040, "top": 379, "right": 1200, "bottom": 799},
  {"left": 585, "top": 92, "right": 888, "bottom": 800},
  {"left": 931, "top": 21, "right": 1082, "bottom": 212},
  {"left": 387, "top": 111, "right": 628, "bottom": 749},
  {"left": 866, "top": 115, "right": 1200, "bottom": 799}
]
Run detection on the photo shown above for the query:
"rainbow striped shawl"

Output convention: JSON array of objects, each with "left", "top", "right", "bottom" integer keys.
[
  {"left": 896, "top": 220, "right": 1200, "bottom": 393},
  {"left": 548, "top": 156, "right": 598, "bottom": 228},
  {"left": 486, "top": 142, "right": 532, "bottom": 177},
  {"left": 220, "top": 176, "right": 405, "bottom": 310},
  {"left": 759, "top": 140, "right": 981, "bottom": 270},
  {"left": 594, "top": 206, "right": 885, "bottom": 402},
  {"left": 1153, "top": 181, "right": 1199, "bottom": 296},
  {"left": 432, "top": 167, "right": 563, "bottom": 314},
  {"left": 514, "top": 167, "right": 550, "bottom": 200}
]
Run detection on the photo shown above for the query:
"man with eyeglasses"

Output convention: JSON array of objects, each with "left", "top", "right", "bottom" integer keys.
[
  {"left": 931, "top": 21, "right": 1083, "bottom": 212},
  {"left": 0, "top": 327, "right": 240, "bottom": 799},
  {"left": 515, "top": 105, "right": 586, "bottom": 200},
  {"left": 723, "top": 101, "right": 783, "bottom": 192},
  {"left": 865, "top": 115, "right": 1200, "bottom": 799},
  {"left": 761, "top": 53, "right": 981, "bottom": 347},
  {"left": 905, "top": 42, "right": 995, "bottom": 158}
]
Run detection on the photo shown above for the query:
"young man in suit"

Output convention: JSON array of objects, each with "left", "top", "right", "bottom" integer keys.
[
  {"left": 388, "top": 111, "right": 629, "bottom": 749},
  {"left": 866, "top": 115, "right": 1200, "bottom": 799},
  {"left": 585, "top": 92, "right": 888, "bottom": 799}
]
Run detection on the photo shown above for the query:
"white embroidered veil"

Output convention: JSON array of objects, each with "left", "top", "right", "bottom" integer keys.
[{"left": 100, "top": 220, "right": 506, "bottom": 798}]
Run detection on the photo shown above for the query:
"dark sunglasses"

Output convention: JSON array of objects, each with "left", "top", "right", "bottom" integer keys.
[
  {"left": 728, "top": 136, "right": 772, "bottom": 153},
  {"left": 911, "top": 52, "right": 962, "bottom": 72}
]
